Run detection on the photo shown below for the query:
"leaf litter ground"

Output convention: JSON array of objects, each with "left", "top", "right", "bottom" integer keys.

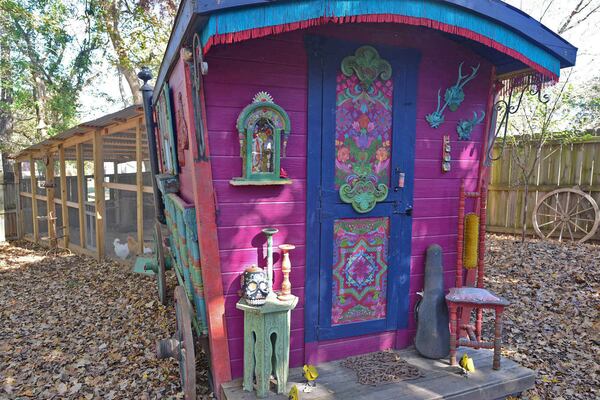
[
  {"left": 1, "top": 236, "right": 598, "bottom": 399},
  {"left": 0, "top": 241, "right": 212, "bottom": 399},
  {"left": 484, "top": 234, "right": 599, "bottom": 400}
]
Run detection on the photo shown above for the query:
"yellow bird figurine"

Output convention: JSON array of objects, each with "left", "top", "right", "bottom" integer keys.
[
  {"left": 459, "top": 353, "right": 476, "bottom": 373},
  {"left": 288, "top": 385, "right": 299, "bottom": 400},
  {"left": 303, "top": 364, "right": 319, "bottom": 386}
]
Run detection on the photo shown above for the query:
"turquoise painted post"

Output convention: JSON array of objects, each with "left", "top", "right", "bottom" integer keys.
[{"left": 237, "top": 296, "right": 298, "bottom": 398}]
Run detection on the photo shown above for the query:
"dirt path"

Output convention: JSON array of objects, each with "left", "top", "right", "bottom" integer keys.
[{"left": 0, "top": 241, "right": 212, "bottom": 399}]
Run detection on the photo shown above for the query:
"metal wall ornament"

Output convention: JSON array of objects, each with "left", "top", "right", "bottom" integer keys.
[
  {"left": 337, "top": 46, "right": 392, "bottom": 213},
  {"left": 456, "top": 111, "right": 485, "bottom": 141},
  {"left": 426, "top": 62, "right": 480, "bottom": 129},
  {"left": 442, "top": 135, "right": 451, "bottom": 172},
  {"left": 231, "top": 92, "right": 292, "bottom": 185}
]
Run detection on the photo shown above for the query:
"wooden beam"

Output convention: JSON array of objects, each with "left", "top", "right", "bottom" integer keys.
[
  {"left": 46, "top": 153, "right": 57, "bottom": 247},
  {"left": 93, "top": 129, "right": 105, "bottom": 260},
  {"left": 136, "top": 118, "right": 144, "bottom": 254},
  {"left": 76, "top": 144, "right": 86, "bottom": 248},
  {"left": 59, "top": 145, "right": 70, "bottom": 248},
  {"left": 15, "top": 162, "right": 23, "bottom": 239},
  {"left": 104, "top": 118, "right": 140, "bottom": 136},
  {"left": 29, "top": 155, "right": 39, "bottom": 242}
]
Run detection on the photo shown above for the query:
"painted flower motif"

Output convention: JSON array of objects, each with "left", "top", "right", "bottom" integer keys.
[
  {"left": 376, "top": 147, "right": 389, "bottom": 162},
  {"left": 337, "top": 147, "right": 351, "bottom": 163},
  {"left": 358, "top": 114, "right": 371, "bottom": 130},
  {"left": 367, "top": 122, "right": 375, "bottom": 132}
]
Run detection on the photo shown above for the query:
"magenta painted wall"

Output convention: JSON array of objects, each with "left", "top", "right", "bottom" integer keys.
[{"left": 203, "top": 23, "right": 492, "bottom": 379}]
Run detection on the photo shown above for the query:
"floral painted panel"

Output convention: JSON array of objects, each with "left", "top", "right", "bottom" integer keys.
[
  {"left": 332, "top": 217, "right": 390, "bottom": 326},
  {"left": 334, "top": 60, "right": 394, "bottom": 193}
]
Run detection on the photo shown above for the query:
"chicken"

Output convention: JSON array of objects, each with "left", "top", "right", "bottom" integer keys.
[
  {"left": 113, "top": 238, "right": 130, "bottom": 260},
  {"left": 127, "top": 236, "right": 137, "bottom": 255},
  {"left": 459, "top": 353, "right": 475, "bottom": 373},
  {"left": 127, "top": 235, "right": 154, "bottom": 256},
  {"left": 288, "top": 385, "right": 299, "bottom": 400},
  {"left": 303, "top": 365, "right": 318, "bottom": 387}
]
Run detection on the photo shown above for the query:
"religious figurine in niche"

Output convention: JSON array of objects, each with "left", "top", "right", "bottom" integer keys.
[
  {"left": 231, "top": 92, "right": 292, "bottom": 185},
  {"left": 251, "top": 118, "right": 275, "bottom": 173}
]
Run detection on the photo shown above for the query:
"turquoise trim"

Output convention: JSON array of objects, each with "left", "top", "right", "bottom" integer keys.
[{"left": 201, "top": 0, "right": 560, "bottom": 77}]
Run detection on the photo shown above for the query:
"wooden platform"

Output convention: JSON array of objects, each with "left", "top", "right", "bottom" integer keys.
[{"left": 222, "top": 347, "right": 535, "bottom": 400}]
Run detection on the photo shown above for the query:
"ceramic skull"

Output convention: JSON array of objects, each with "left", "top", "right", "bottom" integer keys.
[{"left": 241, "top": 265, "right": 269, "bottom": 306}]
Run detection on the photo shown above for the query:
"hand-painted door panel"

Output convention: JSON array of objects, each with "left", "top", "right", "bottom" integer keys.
[{"left": 306, "top": 38, "right": 420, "bottom": 342}]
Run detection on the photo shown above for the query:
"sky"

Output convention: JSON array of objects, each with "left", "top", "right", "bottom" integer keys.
[{"left": 77, "top": 0, "right": 600, "bottom": 121}]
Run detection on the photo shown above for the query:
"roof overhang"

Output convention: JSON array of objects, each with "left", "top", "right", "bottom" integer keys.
[{"left": 153, "top": 0, "right": 577, "bottom": 100}]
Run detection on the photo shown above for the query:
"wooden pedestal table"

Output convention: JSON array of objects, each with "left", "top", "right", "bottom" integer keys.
[{"left": 237, "top": 295, "right": 298, "bottom": 398}]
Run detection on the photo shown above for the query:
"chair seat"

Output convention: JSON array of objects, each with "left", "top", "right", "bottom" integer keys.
[{"left": 446, "top": 287, "right": 510, "bottom": 306}]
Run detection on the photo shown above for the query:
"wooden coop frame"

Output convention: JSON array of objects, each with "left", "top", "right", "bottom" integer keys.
[{"left": 13, "top": 106, "right": 154, "bottom": 261}]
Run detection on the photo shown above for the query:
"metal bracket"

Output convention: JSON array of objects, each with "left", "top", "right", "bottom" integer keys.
[{"left": 487, "top": 76, "right": 550, "bottom": 163}]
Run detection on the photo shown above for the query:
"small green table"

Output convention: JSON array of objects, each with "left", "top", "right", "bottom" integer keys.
[{"left": 236, "top": 295, "right": 298, "bottom": 398}]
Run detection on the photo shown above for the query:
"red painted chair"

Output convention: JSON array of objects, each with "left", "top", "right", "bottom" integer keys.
[{"left": 446, "top": 181, "right": 509, "bottom": 370}]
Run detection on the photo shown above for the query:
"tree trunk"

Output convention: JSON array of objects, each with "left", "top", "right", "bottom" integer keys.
[
  {"left": 121, "top": 66, "right": 142, "bottom": 104},
  {"left": 521, "top": 182, "right": 530, "bottom": 243},
  {"left": 101, "top": 1, "right": 142, "bottom": 105},
  {"left": 0, "top": 38, "right": 13, "bottom": 146}
]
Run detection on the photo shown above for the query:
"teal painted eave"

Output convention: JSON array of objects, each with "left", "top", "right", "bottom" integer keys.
[{"left": 199, "top": 0, "right": 562, "bottom": 77}]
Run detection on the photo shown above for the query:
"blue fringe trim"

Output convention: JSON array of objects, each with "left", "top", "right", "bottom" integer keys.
[{"left": 200, "top": 0, "right": 561, "bottom": 77}]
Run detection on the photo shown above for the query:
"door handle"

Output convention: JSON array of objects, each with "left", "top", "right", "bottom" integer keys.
[{"left": 404, "top": 205, "right": 413, "bottom": 217}]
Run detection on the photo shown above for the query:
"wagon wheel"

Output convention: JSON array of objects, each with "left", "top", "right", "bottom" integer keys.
[
  {"left": 157, "top": 286, "right": 196, "bottom": 399},
  {"left": 533, "top": 188, "right": 600, "bottom": 243},
  {"left": 154, "top": 221, "right": 167, "bottom": 305}
]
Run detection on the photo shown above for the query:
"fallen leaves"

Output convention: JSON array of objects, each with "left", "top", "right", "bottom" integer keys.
[
  {"left": 484, "top": 235, "right": 600, "bottom": 400},
  {"left": 0, "top": 241, "right": 212, "bottom": 399}
]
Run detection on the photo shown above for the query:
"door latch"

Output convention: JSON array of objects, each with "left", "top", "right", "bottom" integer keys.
[
  {"left": 394, "top": 202, "right": 413, "bottom": 216},
  {"left": 394, "top": 168, "right": 405, "bottom": 192}
]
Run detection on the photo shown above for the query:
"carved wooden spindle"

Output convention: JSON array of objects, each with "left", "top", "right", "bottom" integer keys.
[
  {"left": 262, "top": 227, "right": 278, "bottom": 292},
  {"left": 278, "top": 244, "right": 295, "bottom": 301}
]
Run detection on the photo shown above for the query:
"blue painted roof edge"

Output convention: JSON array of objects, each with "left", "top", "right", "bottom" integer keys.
[
  {"left": 152, "top": 0, "right": 577, "bottom": 101},
  {"left": 195, "top": 0, "right": 577, "bottom": 68}
]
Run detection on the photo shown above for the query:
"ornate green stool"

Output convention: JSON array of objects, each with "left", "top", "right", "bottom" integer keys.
[{"left": 236, "top": 295, "right": 298, "bottom": 398}]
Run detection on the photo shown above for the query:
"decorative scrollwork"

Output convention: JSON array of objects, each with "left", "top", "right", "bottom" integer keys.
[
  {"left": 341, "top": 46, "right": 392, "bottom": 89},
  {"left": 340, "top": 175, "right": 389, "bottom": 214},
  {"left": 486, "top": 76, "right": 550, "bottom": 163}
]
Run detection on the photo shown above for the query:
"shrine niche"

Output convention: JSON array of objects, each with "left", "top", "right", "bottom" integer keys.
[{"left": 230, "top": 92, "right": 292, "bottom": 186}]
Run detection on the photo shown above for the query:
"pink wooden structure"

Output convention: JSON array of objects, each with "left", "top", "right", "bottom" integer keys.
[{"left": 144, "top": 1, "right": 576, "bottom": 397}]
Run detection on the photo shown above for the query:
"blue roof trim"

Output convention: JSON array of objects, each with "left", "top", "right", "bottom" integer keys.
[
  {"left": 195, "top": 0, "right": 576, "bottom": 68},
  {"left": 198, "top": 0, "right": 565, "bottom": 77}
]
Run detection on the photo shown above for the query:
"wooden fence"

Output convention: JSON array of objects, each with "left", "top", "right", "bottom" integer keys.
[{"left": 487, "top": 138, "right": 600, "bottom": 240}]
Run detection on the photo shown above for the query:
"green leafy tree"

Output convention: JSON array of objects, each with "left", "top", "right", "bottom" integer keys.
[
  {"left": 90, "top": 0, "right": 177, "bottom": 104},
  {"left": 0, "top": 0, "right": 100, "bottom": 153}
]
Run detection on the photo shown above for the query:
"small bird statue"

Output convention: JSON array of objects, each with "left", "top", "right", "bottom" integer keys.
[
  {"left": 288, "top": 385, "right": 299, "bottom": 400},
  {"left": 303, "top": 364, "right": 319, "bottom": 387},
  {"left": 459, "top": 353, "right": 476, "bottom": 373}
]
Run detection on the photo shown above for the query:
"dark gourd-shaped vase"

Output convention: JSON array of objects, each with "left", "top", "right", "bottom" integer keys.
[{"left": 415, "top": 244, "right": 450, "bottom": 359}]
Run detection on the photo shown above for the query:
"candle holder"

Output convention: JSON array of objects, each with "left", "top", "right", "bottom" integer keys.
[
  {"left": 262, "top": 227, "right": 279, "bottom": 292},
  {"left": 278, "top": 244, "right": 295, "bottom": 301}
]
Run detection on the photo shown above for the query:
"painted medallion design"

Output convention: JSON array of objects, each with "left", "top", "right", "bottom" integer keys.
[
  {"left": 335, "top": 46, "right": 393, "bottom": 213},
  {"left": 332, "top": 217, "right": 390, "bottom": 325}
]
